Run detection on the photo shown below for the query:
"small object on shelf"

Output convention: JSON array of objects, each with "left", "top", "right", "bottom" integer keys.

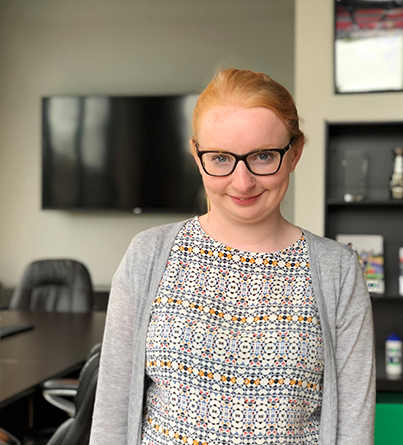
[
  {"left": 390, "top": 147, "right": 403, "bottom": 199},
  {"left": 343, "top": 193, "right": 354, "bottom": 203},
  {"left": 386, "top": 333, "right": 402, "bottom": 376},
  {"left": 342, "top": 148, "right": 368, "bottom": 202},
  {"left": 336, "top": 234, "right": 384, "bottom": 294},
  {"left": 399, "top": 247, "right": 403, "bottom": 297}
]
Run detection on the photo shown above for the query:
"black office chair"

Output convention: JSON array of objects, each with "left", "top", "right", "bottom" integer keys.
[
  {"left": 9, "top": 259, "right": 93, "bottom": 313},
  {"left": 44, "top": 344, "right": 101, "bottom": 445},
  {"left": 41, "top": 343, "right": 102, "bottom": 418},
  {"left": 0, "top": 344, "right": 101, "bottom": 445}
]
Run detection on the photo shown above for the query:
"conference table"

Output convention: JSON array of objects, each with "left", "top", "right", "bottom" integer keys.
[{"left": 0, "top": 310, "right": 106, "bottom": 410}]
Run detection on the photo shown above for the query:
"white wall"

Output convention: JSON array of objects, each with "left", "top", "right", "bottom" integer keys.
[
  {"left": 0, "top": 0, "right": 295, "bottom": 288},
  {"left": 294, "top": 0, "right": 403, "bottom": 236}
]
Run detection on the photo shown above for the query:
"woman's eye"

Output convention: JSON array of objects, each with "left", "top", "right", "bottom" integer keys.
[
  {"left": 212, "top": 154, "right": 230, "bottom": 163},
  {"left": 253, "top": 151, "right": 275, "bottom": 163}
]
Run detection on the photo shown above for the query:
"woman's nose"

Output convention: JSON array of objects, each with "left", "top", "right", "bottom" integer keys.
[{"left": 231, "top": 160, "right": 256, "bottom": 190}]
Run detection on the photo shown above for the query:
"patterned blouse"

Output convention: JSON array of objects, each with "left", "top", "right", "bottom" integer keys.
[{"left": 142, "top": 218, "right": 324, "bottom": 445}]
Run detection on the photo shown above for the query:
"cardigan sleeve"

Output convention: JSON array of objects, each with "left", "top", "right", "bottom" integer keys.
[
  {"left": 89, "top": 222, "right": 184, "bottom": 444},
  {"left": 335, "top": 252, "right": 376, "bottom": 444},
  {"left": 89, "top": 242, "right": 136, "bottom": 444}
]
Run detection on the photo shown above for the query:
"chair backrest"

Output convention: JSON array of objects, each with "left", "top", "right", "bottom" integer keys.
[
  {"left": 9, "top": 259, "right": 93, "bottom": 313},
  {"left": 46, "top": 344, "right": 101, "bottom": 445}
]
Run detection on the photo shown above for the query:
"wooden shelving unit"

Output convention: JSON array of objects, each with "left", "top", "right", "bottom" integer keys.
[{"left": 325, "top": 121, "right": 403, "bottom": 391}]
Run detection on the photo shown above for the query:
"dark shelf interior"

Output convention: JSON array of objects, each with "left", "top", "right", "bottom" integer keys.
[
  {"left": 325, "top": 121, "right": 403, "bottom": 203},
  {"left": 373, "top": 296, "right": 403, "bottom": 392},
  {"left": 326, "top": 204, "right": 403, "bottom": 296}
]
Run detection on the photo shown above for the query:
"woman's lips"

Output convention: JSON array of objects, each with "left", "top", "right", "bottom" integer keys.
[{"left": 230, "top": 191, "right": 264, "bottom": 205}]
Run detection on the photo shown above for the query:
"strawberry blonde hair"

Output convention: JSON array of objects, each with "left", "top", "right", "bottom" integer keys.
[{"left": 192, "top": 68, "right": 304, "bottom": 150}]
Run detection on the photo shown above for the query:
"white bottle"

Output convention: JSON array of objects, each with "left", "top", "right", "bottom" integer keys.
[{"left": 386, "top": 333, "right": 402, "bottom": 376}]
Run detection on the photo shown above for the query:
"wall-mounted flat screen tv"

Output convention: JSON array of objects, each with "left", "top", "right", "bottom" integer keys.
[
  {"left": 335, "top": 0, "right": 403, "bottom": 94},
  {"left": 42, "top": 95, "right": 206, "bottom": 214}
]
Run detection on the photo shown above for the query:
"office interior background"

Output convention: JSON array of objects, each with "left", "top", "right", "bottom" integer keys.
[{"left": 1, "top": 0, "right": 403, "bottom": 293}]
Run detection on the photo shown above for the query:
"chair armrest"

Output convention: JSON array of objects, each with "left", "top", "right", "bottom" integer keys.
[
  {"left": 42, "top": 378, "right": 79, "bottom": 391},
  {"left": 42, "top": 389, "right": 76, "bottom": 417},
  {"left": 42, "top": 379, "right": 79, "bottom": 417},
  {"left": 0, "top": 428, "right": 21, "bottom": 445}
]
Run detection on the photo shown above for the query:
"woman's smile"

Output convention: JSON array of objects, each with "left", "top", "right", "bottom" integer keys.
[{"left": 229, "top": 191, "right": 264, "bottom": 205}]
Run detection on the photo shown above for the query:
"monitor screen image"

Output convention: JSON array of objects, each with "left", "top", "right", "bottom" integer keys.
[{"left": 334, "top": 0, "right": 403, "bottom": 94}]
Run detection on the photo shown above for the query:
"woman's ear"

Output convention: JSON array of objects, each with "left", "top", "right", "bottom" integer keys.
[
  {"left": 189, "top": 138, "right": 196, "bottom": 155},
  {"left": 190, "top": 138, "right": 205, "bottom": 175},
  {"left": 290, "top": 143, "right": 304, "bottom": 173}
]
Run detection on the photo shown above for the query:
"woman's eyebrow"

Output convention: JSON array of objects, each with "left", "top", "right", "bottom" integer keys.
[{"left": 200, "top": 143, "right": 284, "bottom": 152}]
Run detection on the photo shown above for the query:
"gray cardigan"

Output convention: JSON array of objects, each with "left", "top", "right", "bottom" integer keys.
[{"left": 90, "top": 221, "right": 375, "bottom": 445}]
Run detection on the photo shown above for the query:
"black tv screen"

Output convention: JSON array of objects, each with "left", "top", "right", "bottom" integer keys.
[{"left": 42, "top": 95, "right": 206, "bottom": 214}]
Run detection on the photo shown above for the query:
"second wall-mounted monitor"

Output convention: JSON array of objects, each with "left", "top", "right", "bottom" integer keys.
[{"left": 335, "top": 0, "right": 403, "bottom": 93}]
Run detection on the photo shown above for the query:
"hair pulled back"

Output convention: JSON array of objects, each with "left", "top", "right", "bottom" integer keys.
[{"left": 192, "top": 68, "right": 304, "bottom": 150}]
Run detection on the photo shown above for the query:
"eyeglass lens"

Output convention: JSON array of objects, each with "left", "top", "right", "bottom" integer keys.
[{"left": 201, "top": 150, "right": 282, "bottom": 176}]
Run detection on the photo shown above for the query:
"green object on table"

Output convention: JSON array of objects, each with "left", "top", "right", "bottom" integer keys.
[{"left": 375, "top": 403, "right": 403, "bottom": 444}]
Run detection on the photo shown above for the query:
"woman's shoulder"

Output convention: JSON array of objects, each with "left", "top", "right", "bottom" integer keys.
[
  {"left": 133, "top": 220, "right": 187, "bottom": 241},
  {"left": 303, "top": 228, "right": 356, "bottom": 262},
  {"left": 303, "top": 229, "right": 365, "bottom": 292},
  {"left": 127, "top": 219, "right": 189, "bottom": 256},
  {"left": 113, "top": 219, "right": 189, "bottom": 282}
]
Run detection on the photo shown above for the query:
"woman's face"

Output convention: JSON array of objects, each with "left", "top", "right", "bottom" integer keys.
[{"left": 194, "top": 105, "right": 303, "bottom": 227}]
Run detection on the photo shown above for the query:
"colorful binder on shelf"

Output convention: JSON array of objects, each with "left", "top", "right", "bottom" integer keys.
[{"left": 336, "top": 234, "right": 384, "bottom": 294}]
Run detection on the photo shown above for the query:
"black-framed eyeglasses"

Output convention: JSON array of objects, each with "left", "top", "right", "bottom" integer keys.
[{"left": 193, "top": 139, "right": 294, "bottom": 177}]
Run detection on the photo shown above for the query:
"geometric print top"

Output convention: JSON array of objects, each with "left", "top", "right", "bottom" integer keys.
[{"left": 142, "top": 217, "right": 324, "bottom": 445}]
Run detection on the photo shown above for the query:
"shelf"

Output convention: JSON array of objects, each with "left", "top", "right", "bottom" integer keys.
[
  {"left": 327, "top": 199, "right": 403, "bottom": 207},
  {"left": 371, "top": 294, "right": 403, "bottom": 301}
]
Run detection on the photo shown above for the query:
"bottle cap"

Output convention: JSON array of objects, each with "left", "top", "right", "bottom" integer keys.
[{"left": 387, "top": 332, "right": 402, "bottom": 341}]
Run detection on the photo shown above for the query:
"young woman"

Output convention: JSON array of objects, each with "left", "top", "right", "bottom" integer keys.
[{"left": 90, "top": 69, "right": 375, "bottom": 445}]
